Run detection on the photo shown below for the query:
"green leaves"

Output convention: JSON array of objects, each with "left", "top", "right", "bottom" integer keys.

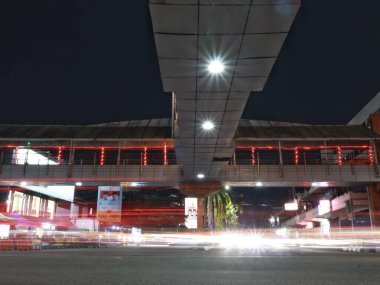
[{"left": 206, "top": 189, "right": 240, "bottom": 230}]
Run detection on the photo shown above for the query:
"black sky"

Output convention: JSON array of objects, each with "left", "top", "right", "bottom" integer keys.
[{"left": 0, "top": 0, "right": 379, "bottom": 125}]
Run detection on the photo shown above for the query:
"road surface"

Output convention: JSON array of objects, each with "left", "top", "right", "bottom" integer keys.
[{"left": 0, "top": 247, "right": 379, "bottom": 285}]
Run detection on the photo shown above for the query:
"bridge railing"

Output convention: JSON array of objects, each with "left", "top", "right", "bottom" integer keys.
[
  {"left": 222, "top": 164, "right": 380, "bottom": 184},
  {"left": 234, "top": 146, "right": 375, "bottom": 167},
  {"left": 0, "top": 163, "right": 181, "bottom": 184},
  {"left": 0, "top": 147, "right": 177, "bottom": 167}
]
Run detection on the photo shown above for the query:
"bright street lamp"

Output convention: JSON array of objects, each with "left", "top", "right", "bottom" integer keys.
[
  {"left": 197, "top": 173, "right": 205, "bottom": 179},
  {"left": 202, "top": 121, "right": 214, "bottom": 130},
  {"left": 208, "top": 59, "right": 224, "bottom": 74}
]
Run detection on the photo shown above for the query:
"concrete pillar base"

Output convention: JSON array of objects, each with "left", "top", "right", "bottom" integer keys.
[
  {"left": 180, "top": 182, "right": 221, "bottom": 231},
  {"left": 368, "top": 183, "right": 380, "bottom": 226}
]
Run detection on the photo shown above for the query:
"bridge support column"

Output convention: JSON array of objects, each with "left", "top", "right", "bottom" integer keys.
[
  {"left": 368, "top": 183, "right": 380, "bottom": 227},
  {"left": 179, "top": 182, "right": 221, "bottom": 231},
  {"left": 197, "top": 197, "right": 204, "bottom": 232},
  {"left": 367, "top": 114, "right": 380, "bottom": 226}
]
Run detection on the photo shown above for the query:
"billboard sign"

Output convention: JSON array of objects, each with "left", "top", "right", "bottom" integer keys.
[
  {"left": 96, "top": 186, "right": 122, "bottom": 222},
  {"left": 318, "top": 200, "right": 331, "bottom": 216},
  {"left": 284, "top": 202, "right": 298, "bottom": 211},
  {"left": 185, "top": 197, "right": 197, "bottom": 229}
]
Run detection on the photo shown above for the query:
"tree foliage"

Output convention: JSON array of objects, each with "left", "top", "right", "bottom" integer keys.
[{"left": 206, "top": 189, "right": 239, "bottom": 230}]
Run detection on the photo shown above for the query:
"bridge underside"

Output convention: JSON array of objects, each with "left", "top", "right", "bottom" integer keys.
[{"left": 150, "top": 0, "right": 300, "bottom": 181}]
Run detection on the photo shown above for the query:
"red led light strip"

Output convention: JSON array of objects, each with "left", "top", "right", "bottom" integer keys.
[
  {"left": 57, "top": 146, "right": 62, "bottom": 165},
  {"left": 337, "top": 146, "right": 342, "bottom": 166},
  {"left": 164, "top": 143, "right": 167, "bottom": 165},
  {"left": 251, "top": 146, "right": 255, "bottom": 165},
  {"left": 369, "top": 146, "right": 374, "bottom": 165},
  {"left": 100, "top": 147, "right": 105, "bottom": 165},
  {"left": 143, "top": 147, "right": 148, "bottom": 166}
]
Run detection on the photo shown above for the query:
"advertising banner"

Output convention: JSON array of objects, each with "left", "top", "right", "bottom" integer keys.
[
  {"left": 318, "top": 200, "right": 331, "bottom": 216},
  {"left": 185, "top": 197, "right": 197, "bottom": 229},
  {"left": 96, "top": 186, "right": 122, "bottom": 222}
]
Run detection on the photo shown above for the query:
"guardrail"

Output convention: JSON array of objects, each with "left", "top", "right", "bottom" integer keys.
[
  {"left": 223, "top": 164, "right": 380, "bottom": 184},
  {"left": 0, "top": 163, "right": 378, "bottom": 185},
  {"left": 0, "top": 164, "right": 181, "bottom": 184}
]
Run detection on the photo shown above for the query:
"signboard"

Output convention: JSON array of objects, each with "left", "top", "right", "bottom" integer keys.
[
  {"left": 185, "top": 197, "right": 197, "bottom": 229},
  {"left": 96, "top": 186, "right": 122, "bottom": 222},
  {"left": 284, "top": 202, "right": 298, "bottom": 211},
  {"left": 131, "top": 227, "right": 142, "bottom": 243},
  {"left": 318, "top": 200, "right": 331, "bottom": 216},
  {"left": 0, "top": 224, "right": 10, "bottom": 239}
]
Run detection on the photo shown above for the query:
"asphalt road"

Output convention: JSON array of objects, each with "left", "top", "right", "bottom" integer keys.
[{"left": 0, "top": 247, "right": 379, "bottom": 285}]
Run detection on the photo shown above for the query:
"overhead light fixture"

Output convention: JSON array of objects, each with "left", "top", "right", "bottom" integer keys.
[
  {"left": 202, "top": 121, "right": 214, "bottom": 130},
  {"left": 208, "top": 59, "right": 225, "bottom": 74},
  {"left": 75, "top": 182, "right": 82, "bottom": 186},
  {"left": 20, "top": 181, "right": 27, "bottom": 186},
  {"left": 224, "top": 185, "right": 231, "bottom": 190},
  {"left": 311, "top": 182, "right": 329, "bottom": 187},
  {"left": 197, "top": 173, "right": 205, "bottom": 179},
  {"left": 284, "top": 202, "right": 298, "bottom": 211},
  {"left": 256, "top": 182, "right": 263, "bottom": 187}
]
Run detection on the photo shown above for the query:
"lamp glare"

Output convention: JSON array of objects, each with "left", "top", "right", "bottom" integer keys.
[
  {"left": 202, "top": 121, "right": 214, "bottom": 130},
  {"left": 208, "top": 60, "right": 224, "bottom": 74}
]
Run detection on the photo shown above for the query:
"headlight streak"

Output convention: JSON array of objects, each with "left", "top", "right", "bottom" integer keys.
[{"left": 2, "top": 226, "right": 380, "bottom": 252}]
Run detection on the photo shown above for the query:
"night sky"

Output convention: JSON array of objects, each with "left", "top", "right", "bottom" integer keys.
[{"left": 0, "top": 0, "right": 379, "bottom": 125}]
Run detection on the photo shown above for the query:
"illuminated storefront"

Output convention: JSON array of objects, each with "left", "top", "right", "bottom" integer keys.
[{"left": 6, "top": 190, "right": 56, "bottom": 219}]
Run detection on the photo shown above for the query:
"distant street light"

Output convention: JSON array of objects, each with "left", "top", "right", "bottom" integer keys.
[{"left": 197, "top": 173, "right": 205, "bottom": 179}]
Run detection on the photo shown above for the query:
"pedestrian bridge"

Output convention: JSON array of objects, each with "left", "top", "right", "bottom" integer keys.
[
  {"left": 0, "top": 163, "right": 377, "bottom": 188},
  {"left": 0, "top": 119, "right": 378, "bottom": 188}
]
